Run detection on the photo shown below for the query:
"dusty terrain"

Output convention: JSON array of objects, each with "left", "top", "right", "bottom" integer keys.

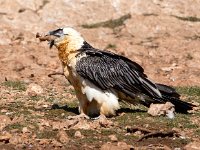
[{"left": 0, "top": 0, "right": 200, "bottom": 149}]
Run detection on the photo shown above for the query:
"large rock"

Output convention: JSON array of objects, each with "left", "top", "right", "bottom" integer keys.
[{"left": 184, "top": 141, "right": 200, "bottom": 150}]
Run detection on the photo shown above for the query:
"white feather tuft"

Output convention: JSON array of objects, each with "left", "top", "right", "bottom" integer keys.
[{"left": 81, "top": 79, "right": 120, "bottom": 116}]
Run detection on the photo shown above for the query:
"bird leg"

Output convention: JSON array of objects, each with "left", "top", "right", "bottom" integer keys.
[{"left": 67, "top": 97, "right": 91, "bottom": 120}]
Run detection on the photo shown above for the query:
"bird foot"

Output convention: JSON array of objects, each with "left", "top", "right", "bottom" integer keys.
[
  {"left": 90, "top": 114, "right": 106, "bottom": 120},
  {"left": 67, "top": 113, "right": 90, "bottom": 120},
  {"left": 67, "top": 114, "right": 106, "bottom": 120}
]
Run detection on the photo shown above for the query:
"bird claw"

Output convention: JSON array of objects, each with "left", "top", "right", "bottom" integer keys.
[
  {"left": 67, "top": 114, "right": 106, "bottom": 120},
  {"left": 90, "top": 114, "right": 106, "bottom": 120},
  {"left": 67, "top": 113, "right": 90, "bottom": 120}
]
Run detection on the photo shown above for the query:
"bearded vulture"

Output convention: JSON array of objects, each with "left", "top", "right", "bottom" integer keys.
[{"left": 40, "top": 27, "right": 194, "bottom": 118}]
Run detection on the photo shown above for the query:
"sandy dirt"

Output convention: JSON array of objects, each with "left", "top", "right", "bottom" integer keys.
[{"left": 0, "top": 0, "right": 200, "bottom": 149}]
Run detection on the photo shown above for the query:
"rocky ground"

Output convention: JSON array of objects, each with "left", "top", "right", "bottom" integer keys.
[{"left": 0, "top": 0, "right": 200, "bottom": 149}]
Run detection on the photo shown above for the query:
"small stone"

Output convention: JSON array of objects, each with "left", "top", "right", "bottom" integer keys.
[
  {"left": 184, "top": 141, "right": 200, "bottom": 150},
  {"left": 117, "top": 142, "right": 133, "bottom": 149},
  {"left": 26, "top": 83, "right": 43, "bottom": 96},
  {"left": 101, "top": 141, "right": 132, "bottom": 150},
  {"left": 72, "top": 119, "right": 91, "bottom": 130},
  {"left": 0, "top": 132, "right": 12, "bottom": 142},
  {"left": 12, "top": 115, "right": 24, "bottom": 124},
  {"left": 1, "top": 109, "right": 8, "bottom": 113},
  {"left": 133, "top": 131, "right": 142, "bottom": 137},
  {"left": 42, "top": 104, "right": 49, "bottom": 108},
  {"left": 74, "top": 131, "right": 84, "bottom": 138},
  {"left": 38, "top": 139, "right": 50, "bottom": 145},
  {"left": 191, "top": 101, "right": 199, "bottom": 106},
  {"left": 109, "top": 134, "right": 118, "bottom": 142},
  {"left": 52, "top": 121, "right": 65, "bottom": 130},
  {"left": 13, "top": 62, "right": 25, "bottom": 72},
  {"left": 40, "top": 119, "right": 50, "bottom": 127},
  {"left": 9, "top": 135, "right": 22, "bottom": 145},
  {"left": 22, "top": 127, "right": 29, "bottom": 133},
  {"left": 98, "top": 115, "right": 114, "bottom": 127},
  {"left": 0, "top": 115, "right": 12, "bottom": 131},
  {"left": 57, "top": 130, "right": 69, "bottom": 144},
  {"left": 0, "top": 115, "right": 11, "bottom": 124},
  {"left": 38, "top": 125, "right": 44, "bottom": 131},
  {"left": 51, "top": 139, "right": 63, "bottom": 147}
]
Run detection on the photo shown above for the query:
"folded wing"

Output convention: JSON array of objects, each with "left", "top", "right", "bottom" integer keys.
[{"left": 76, "top": 49, "right": 162, "bottom": 99}]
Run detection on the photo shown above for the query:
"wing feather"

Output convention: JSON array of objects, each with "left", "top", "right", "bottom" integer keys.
[{"left": 76, "top": 49, "right": 161, "bottom": 98}]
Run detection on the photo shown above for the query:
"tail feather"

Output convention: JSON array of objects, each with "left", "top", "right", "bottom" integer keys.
[
  {"left": 155, "top": 83, "right": 194, "bottom": 113},
  {"left": 156, "top": 83, "right": 180, "bottom": 98},
  {"left": 160, "top": 95, "right": 194, "bottom": 113}
]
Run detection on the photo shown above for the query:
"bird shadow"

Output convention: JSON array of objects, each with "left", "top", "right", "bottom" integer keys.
[
  {"left": 51, "top": 104, "right": 146, "bottom": 116},
  {"left": 51, "top": 104, "right": 79, "bottom": 115}
]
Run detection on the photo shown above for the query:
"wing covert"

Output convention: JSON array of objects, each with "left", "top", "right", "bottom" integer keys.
[{"left": 76, "top": 50, "right": 161, "bottom": 98}]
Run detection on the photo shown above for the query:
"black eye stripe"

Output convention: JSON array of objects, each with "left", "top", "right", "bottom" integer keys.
[
  {"left": 56, "top": 28, "right": 69, "bottom": 35},
  {"left": 55, "top": 28, "right": 63, "bottom": 33},
  {"left": 49, "top": 28, "right": 69, "bottom": 36},
  {"left": 49, "top": 29, "right": 63, "bottom": 36}
]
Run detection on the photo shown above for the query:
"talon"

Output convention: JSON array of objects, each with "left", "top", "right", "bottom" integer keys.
[
  {"left": 90, "top": 114, "right": 106, "bottom": 120},
  {"left": 67, "top": 113, "right": 90, "bottom": 120}
]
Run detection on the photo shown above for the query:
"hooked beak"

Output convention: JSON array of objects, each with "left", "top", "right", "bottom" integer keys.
[
  {"left": 48, "top": 40, "right": 54, "bottom": 49},
  {"left": 46, "top": 28, "right": 64, "bottom": 48}
]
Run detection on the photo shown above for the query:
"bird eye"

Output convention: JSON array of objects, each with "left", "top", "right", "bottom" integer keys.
[{"left": 56, "top": 28, "right": 63, "bottom": 34}]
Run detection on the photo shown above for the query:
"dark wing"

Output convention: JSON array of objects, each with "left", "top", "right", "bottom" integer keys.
[
  {"left": 155, "top": 83, "right": 180, "bottom": 98},
  {"left": 76, "top": 49, "right": 162, "bottom": 98}
]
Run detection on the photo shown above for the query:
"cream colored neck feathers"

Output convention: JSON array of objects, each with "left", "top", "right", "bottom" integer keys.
[
  {"left": 55, "top": 34, "right": 84, "bottom": 53},
  {"left": 53, "top": 29, "right": 84, "bottom": 65}
]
